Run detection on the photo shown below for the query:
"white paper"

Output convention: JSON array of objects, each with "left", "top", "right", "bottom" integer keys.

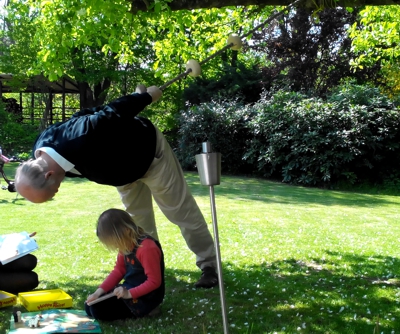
[{"left": 0, "top": 232, "right": 38, "bottom": 265}]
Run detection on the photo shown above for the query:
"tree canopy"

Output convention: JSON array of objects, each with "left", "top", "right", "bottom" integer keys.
[
  {"left": 349, "top": 6, "right": 400, "bottom": 95},
  {"left": 2, "top": 0, "right": 400, "bottom": 114},
  {"left": 1, "top": 0, "right": 275, "bottom": 108}
]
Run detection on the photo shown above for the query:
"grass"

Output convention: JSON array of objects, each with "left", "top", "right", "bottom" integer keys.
[{"left": 0, "top": 162, "right": 400, "bottom": 334}]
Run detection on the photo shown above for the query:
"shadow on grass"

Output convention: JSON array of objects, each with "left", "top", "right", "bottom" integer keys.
[
  {"left": 0, "top": 196, "right": 57, "bottom": 205},
  {"left": 218, "top": 250, "right": 400, "bottom": 333},
  {"left": 0, "top": 197, "right": 25, "bottom": 205},
  {"left": 185, "top": 172, "right": 400, "bottom": 208},
  {"left": 63, "top": 177, "right": 91, "bottom": 185},
  {"left": 0, "top": 251, "right": 398, "bottom": 334}
]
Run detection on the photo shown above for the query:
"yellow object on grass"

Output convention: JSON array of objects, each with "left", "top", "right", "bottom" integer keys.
[
  {"left": 18, "top": 289, "right": 72, "bottom": 311},
  {"left": 0, "top": 290, "right": 17, "bottom": 308}
]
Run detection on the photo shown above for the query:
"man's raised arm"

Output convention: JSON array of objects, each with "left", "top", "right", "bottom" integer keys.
[{"left": 71, "top": 85, "right": 162, "bottom": 119}]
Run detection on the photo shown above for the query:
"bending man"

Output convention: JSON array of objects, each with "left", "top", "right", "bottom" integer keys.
[{"left": 14, "top": 85, "right": 218, "bottom": 288}]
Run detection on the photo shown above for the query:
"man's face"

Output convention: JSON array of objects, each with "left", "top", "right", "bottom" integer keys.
[{"left": 17, "top": 180, "right": 60, "bottom": 203}]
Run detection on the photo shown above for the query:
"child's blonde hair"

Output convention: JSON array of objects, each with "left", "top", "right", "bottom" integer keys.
[{"left": 97, "top": 208, "right": 146, "bottom": 255}]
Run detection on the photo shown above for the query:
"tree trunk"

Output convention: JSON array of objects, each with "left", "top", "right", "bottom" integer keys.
[
  {"left": 77, "top": 81, "right": 94, "bottom": 109},
  {"left": 77, "top": 77, "right": 114, "bottom": 108},
  {"left": 72, "top": 48, "right": 118, "bottom": 108}
]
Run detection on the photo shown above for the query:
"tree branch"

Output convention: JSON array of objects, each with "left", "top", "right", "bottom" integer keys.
[{"left": 128, "top": 0, "right": 400, "bottom": 13}]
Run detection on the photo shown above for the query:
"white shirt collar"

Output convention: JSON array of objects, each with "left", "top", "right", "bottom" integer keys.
[{"left": 35, "top": 147, "right": 75, "bottom": 172}]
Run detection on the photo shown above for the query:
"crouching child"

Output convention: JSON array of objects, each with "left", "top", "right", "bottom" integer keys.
[{"left": 85, "top": 209, "right": 165, "bottom": 321}]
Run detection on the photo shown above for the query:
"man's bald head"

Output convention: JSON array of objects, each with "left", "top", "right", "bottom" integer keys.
[{"left": 15, "top": 159, "right": 61, "bottom": 203}]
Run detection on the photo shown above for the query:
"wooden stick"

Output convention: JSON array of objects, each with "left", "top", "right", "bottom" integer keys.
[{"left": 86, "top": 292, "right": 115, "bottom": 306}]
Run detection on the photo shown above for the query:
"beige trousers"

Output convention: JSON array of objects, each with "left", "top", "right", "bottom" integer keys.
[{"left": 116, "top": 127, "right": 216, "bottom": 270}]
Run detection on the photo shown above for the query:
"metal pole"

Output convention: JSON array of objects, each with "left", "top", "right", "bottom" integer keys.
[
  {"left": 209, "top": 184, "right": 229, "bottom": 334},
  {"left": 195, "top": 142, "right": 229, "bottom": 334}
]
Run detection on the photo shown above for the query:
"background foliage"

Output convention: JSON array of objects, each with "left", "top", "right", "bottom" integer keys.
[
  {"left": 177, "top": 83, "right": 400, "bottom": 190},
  {"left": 0, "top": 101, "right": 39, "bottom": 156},
  {"left": 176, "top": 98, "right": 253, "bottom": 174},
  {"left": 349, "top": 6, "right": 400, "bottom": 96},
  {"left": 249, "top": 7, "right": 382, "bottom": 97}
]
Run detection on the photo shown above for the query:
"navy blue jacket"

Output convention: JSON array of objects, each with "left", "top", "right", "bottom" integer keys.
[{"left": 32, "top": 93, "right": 156, "bottom": 186}]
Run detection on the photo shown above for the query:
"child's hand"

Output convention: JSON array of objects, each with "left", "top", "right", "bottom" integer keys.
[
  {"left": 113, "top": 286, "right": 132, "bottom": 299},
  {"left": 86, "top": 288, "right": 105, "bottom": 303}
]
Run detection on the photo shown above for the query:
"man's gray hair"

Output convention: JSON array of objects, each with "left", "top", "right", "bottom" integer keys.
[{"left": 15, "top": 159, "right": 51, "bottom": 189}]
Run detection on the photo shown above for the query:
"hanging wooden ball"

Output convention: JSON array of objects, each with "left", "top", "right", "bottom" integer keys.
[
  {"left": 227, "top": 34, "right": 243, "bottom": 51},
  {"left": 186, "top": 59, "right": 201, "bottom": 77}
]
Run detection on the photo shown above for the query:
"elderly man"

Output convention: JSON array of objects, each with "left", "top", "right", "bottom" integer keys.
[{"left": 15, "top": 85, "right": 218, "bottom": 288}]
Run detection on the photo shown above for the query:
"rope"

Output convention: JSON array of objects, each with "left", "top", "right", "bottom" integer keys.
[{"left": 159, "top": 0, "right": 301, "bottom": 91}]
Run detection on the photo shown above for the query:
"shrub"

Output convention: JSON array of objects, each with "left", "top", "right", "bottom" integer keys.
[
  {"left": 176, "top": 99, "right": 253, "bottom": 174},
  {"left": 327, "top": 82, "right": 395, "bottom": 109},
  {"left": 246, "top": 89, "right": 400, "bottom": 186},
  {"left": 183, "top": 62, "right": 263, "bottom": 105},
  {"left": 0, "top": 102, "right": 39, "bottom": 156},
  {"left": 176, "top": 84, "right": 400, "bottom": 189}
]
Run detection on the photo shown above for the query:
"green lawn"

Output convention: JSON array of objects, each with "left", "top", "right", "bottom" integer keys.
[{"left": 0, "top": 162, "right": 399, "bottom": 333}]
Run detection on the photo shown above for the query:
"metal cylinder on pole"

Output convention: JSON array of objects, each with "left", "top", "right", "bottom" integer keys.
[{"left": 195, "top": 142, "right": 229, "bottom": 334}]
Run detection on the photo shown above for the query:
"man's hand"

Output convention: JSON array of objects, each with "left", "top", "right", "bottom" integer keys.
[
  {"left": 147, "top": 86, "right": 162, "bottom": 103},
  {"left": 113, "top": 286, "right": 132, "bottom": 299},
  {"left": 135, "top": 84, "right": 162, "bottom": 103},
  {"left": 135, "top": 84, "right": 147, "bottom": 94}
]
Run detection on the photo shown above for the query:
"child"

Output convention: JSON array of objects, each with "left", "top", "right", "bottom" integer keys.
[
  {"left": 0, "top": 254, "right": 39, "bottom": 293},
  {"left": 85, "top": 209, "right": 165, "bottom": 321}
]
